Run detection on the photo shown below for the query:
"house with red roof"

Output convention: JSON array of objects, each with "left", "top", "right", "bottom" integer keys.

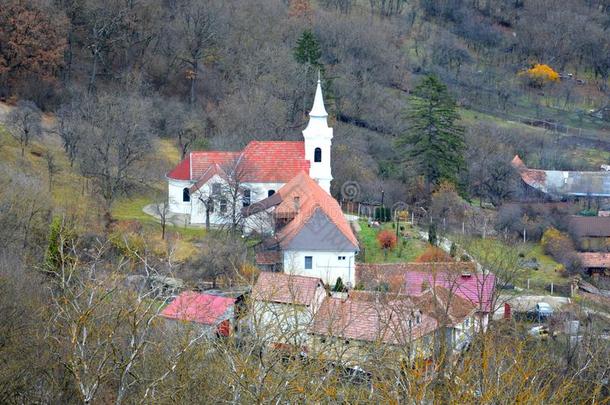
[
  {"left": 250, "top": 272, "right": 327, "bottom": 348},
  {"left": 244, "top": 171, "right": 359, "bottom": 286},
  {"left": 160, "top": 291, "right": 237, "bottom": 337},
  {"left": 166, "top": 79, "right": 334, "bottom": 228}
]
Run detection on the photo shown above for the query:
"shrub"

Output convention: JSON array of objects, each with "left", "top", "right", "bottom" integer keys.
[
  {"left": 519, "top": 63, "right": 559, "bottom": 87},
  {"left": 377, "top": 230, "right": 397, "bottom": 250},
  {"left": 428, "top": 223, "right": 438, "bottom": 246},
  {"left": 416, "top": 246, "right": 453, "bottom": 263},
  {"left": 374, "top": 206, "right": 391, "bottom": 222},
  {"left": 541, "top": 227, "right": 581, "bottom": 273},
  {"left": 333, "top": 277, "right": 346, "bottom": 292}
]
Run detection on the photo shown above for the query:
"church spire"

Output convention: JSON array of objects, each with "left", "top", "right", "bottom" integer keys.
[{"left": 309, "top": 71, "right": 328, "bottom": 118}]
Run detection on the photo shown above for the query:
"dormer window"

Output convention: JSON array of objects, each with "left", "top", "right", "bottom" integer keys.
[
  {"left": 314, "top": 147, "right": 322, "bottom": 163},
  {"left": 182, "top": 188, "right": 190, "bottom": 202}
]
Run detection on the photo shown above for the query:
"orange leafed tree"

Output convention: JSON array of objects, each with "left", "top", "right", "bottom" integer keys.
[
  {"left": 518, "top": 64, "right": 559, "bottom": 87},
  {"left": 377, "top": 230, "right": 397, "bottom": 250},
  {"left": 0, "top": 0, "right": 67, "bottom": 97},
  {"left": 415, "top": 246, "right": 453, "bottom": 263}
]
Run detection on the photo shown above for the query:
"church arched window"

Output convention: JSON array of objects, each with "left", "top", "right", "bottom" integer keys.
[
  {"left": 182, "top": 188, "right": 190, "bottom": 202},
  {"left": 314, "top": 147, "right": 322, "bottom": 163}
]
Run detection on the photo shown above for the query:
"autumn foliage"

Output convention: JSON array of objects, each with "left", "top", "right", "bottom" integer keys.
[
  {"left": 415, "top": 246, "right": 454, "bottom": 263},
  {"left": 541, "top": 227, "right": 581, "bottom": 273},
  {"left": 519, "top": 64, "right": 559, "bottom": 87},
  {"left": 0, "top": 0, "right": 67, "bottom": 102},
  {"left": 377, "top": 230, "right": 397, "bottom": 250}
]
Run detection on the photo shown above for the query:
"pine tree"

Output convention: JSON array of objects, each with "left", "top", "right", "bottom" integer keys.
[
  {"left": 294, "top": 30, "right": 322, "bottom": 68},
  {"left": 398, "top": 75, "right": 465, "bottom": 194}
]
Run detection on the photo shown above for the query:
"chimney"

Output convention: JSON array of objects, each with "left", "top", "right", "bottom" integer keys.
[{"left": 293, "top": 196, "right": 300, "bottom": 213}]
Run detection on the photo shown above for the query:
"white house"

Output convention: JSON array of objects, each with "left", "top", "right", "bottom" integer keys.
[
  {"left": 250, "top": 272, "right": 327, "bottom": 350},
  {"left": 245, "top": 172, "right": 360, "bottom": 287},
  {"left": 166, "top": 78, "right": 334, "bottom": 227}
]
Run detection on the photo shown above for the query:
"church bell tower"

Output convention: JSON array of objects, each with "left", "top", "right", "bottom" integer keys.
[{"left": 302, "top": 75, "right": 333, "bottom": 194}]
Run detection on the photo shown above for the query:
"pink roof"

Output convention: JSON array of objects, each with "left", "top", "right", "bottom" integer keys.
[
  {"left": 356, "top": 263, "right": 496, "bottom": 313},
  {"left": 403, "top": 270, "right": 495, "bottom": 313},
  {"left": 166, "top": 141, "right": 310, "bottom": 183},
  {"left": 161, "top": 291, "right": 235, "bottom": 325}
]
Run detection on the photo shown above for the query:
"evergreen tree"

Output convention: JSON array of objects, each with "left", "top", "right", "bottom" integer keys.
[
  {"left": 398, "top": 75, "right": 465, "bottom": 194},
  {"left": 294, "top": 30, "right": 322, "bottom": 68}
]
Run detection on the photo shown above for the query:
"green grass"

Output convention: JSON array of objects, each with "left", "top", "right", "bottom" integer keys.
[
  {"left": 357, "top": 220, "right": 427, "bottom": 263},
  {"left": 461, "top": 237, "right": 568, "bottom": 293},
  {"left": 112, "top": 196, "right": 207, "bottom": 240}
]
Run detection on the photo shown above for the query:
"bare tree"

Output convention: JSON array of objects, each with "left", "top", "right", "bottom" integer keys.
[
  {"left": 77, "top": 92, "right": 153, "bottom": 213},
  {"left": 7, "top": 100, "right": 42, "bottom": 157},
  {"left": 176, "top": 1, "right": 218, "bottom": 105}
]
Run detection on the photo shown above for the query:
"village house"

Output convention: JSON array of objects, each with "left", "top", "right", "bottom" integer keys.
[
  {"left": 308, "top": 287, "right": 476, "bottom": 367},
  {"left": 356, "top": 262, "right": 496, "bottom": 331},
  {"left": 245, "top": 171, "right": 359, "bottom": 287},
  {"left": 511, "top": 155, "right": 610, "bottom": 205},
  {"left": 165, "top": 78, "right": 334, "bottom": 228},
  {"left": 568, "top": 215, "right": 610, "bottom": 252},
  {"left": 577, "top": 252, "right": 610, "bottom": 276},
  {"left": 250, "top": 272, "right": 327, "bottom": 350},
  {"left": 160, "top": 291, "right": 240, "bottom": 337}
]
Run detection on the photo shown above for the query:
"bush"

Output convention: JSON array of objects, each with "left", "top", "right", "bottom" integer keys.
[
  {"left": 333, "top": 277, "right": 346, "bottom": 292},
  {"left": 377, "top": 230, "right": 397, "bottom": 250},
  {"left": 428, "top": 223, "right": 438, "bottom": 246},
  {"left": 541, "top": 227, "right": 581, "bottom": 274},
  {"left": 415, "top": 246, "right": 453, "bottom": 263},
  {"left": 374, "top": 206, "right": 391, "bottom": 222}
]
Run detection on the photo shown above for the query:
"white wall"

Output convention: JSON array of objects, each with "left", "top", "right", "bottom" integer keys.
[
  {"left": 251, "top": 284, "right": 326, "bottom": 347},
  {"left": 283, "top": 250, "right": 357, "bottom": 287},
  {"left": 188, "top": 176, "right": 285, "bottom": 227},
  {"left": 168, "top": 178, "right": 195, "bottom": 215}
]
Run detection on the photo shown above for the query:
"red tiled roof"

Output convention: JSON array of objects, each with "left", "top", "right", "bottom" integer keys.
[
  {"left": 166, "top": 141, "right": 310, "bottom": 183},
  {"left": 356, "top": 262, "right": 495, "bottom": 313},
  {"left": 166, "top": 154, "right": 191, "bottom": 180},
  {"left": 578, "top": 252, "right": 610, "bottom": 268},
  {"left": 252, "top": 272, "right": 325, "bottom": 306},
  {"left": 255, "top": 251, "right": 282, "bottom": 265},
  {"left": 240, "top": 141, "right": 310, "bottom": 183},
  {"left": 310, "top": 294, "right": 438, "bottom": 344},
  {"left": 249, "top": 172, "right": 358, "bottom": 249},
  {"left": 412, "top": 287, "right": 476, "bottom": 327},
  {"left": 160, "top": 291, "right": 235, "bottom": 325},
  {"left": 569, "top": 216, "right": 610, "bottom": 237}
]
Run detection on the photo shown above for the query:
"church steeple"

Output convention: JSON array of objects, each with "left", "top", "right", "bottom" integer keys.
[
  {"left": 309, "top": 73, "right": 328, "bottom": 118},
  {"left": 303, "top": 74, "right": 333, "bottom": 194}
]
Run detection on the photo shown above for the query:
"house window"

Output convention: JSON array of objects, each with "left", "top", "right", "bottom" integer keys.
[
  {"left": 212, "top": 183, "right": 221, "bottom": 196},
  {"left": 220, "top": 198, "right": 227, "bottom": 213},
  {"left": 268, "top": 189, "right": 275, "bottom": 197},
  {"left": 207, "top": 197, "right": 214, "bottom": 213},
  {"left": 338, "top": 256, "right": 346, "bottom": 260},
  {"left": 182, "top": 188, "right": 190, "bottom": 202},
  {"left": 314, "top": 147, "right": 322, "bottom": 162},
  {"left": 304, "top": 256, "right": 313, "bottom": 269},
  {"left": 243, "top": 189, "right": 251, "bottom": 207},
  {"left": 464, "top": 318, "right": 470, "bottom": 328}
]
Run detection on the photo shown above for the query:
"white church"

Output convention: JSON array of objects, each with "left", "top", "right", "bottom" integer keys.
[
  {"left": 166, "top": 78, "right": 360, "bottom": 286},
  {"left": 166, "top": 78, "right": 334, "bottom": 227}
]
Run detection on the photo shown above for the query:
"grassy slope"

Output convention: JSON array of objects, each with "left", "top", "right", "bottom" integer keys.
[{"left": 357, "top": 219, "right": 427, "bottom": 263}]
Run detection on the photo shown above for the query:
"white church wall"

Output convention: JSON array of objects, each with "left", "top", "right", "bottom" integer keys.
[
  {"left": 283, "top": 250, "right": 356, "bottom": 287},
  {"left": 168, "top": 178, "right": 195, "bottom": 215},
  {"left": 189, "top": 176, "right": 285, "bottom": 228}
]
